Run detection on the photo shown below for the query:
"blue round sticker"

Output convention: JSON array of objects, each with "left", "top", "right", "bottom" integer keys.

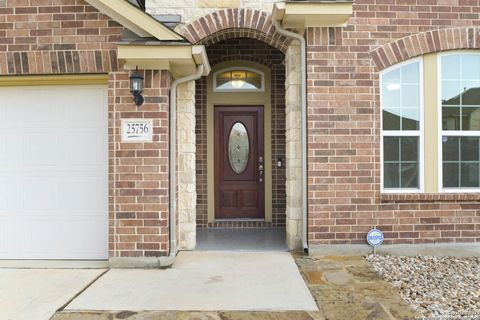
[{"left": 366, "top": 229, "right": 384, "bottom": 247}]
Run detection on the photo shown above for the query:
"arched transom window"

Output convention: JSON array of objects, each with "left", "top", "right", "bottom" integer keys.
[{"left": 214, "top": 67, "right": 264, "bottom": 92}]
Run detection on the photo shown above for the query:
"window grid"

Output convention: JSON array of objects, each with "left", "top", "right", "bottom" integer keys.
[
  {"left": 383, "top": 137, "right": 418, "bottom": 188},
  {"left": 440, "top": 53, "right": 480, "bottom": 190},
  {"left": 381, "top": 59, "right": 423, "bottom": 192}
]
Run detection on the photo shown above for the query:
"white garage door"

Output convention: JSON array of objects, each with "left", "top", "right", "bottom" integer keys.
[{"left": 0, "top": 85, "right": 108, "bottom": 260}]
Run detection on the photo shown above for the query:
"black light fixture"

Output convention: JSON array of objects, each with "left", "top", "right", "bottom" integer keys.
[{"left": 130, "top": 67, "right": 144, "bottom": 106}]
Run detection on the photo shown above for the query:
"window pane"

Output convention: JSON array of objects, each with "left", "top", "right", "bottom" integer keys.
[
  {"left": 461, "top": 137, "right": 479, "bottom": 161},
  {"left": 461, "top": 81, "right": 480, "bottom": 106},
  {"left": 442, "top": 55, "right": 461, "bottom": 79},
  {"left": 383, "top": 137, "right": 399, "bottom": 161},
  {"left": 401, "top": 163, "right": 418, "bottom": 188},
  {"left": 382, "top": 68, "right": 400, "bottom": 86},
  {"left": 443, "top": 136, "right": 459, "bottom": 161},
  {"left": 383, "top": 109, "right": 401, "bottom": 130},
  {"left": 402, "top": 84, "right": 420, "bottom": 107},
  {"left": 402, "top": 62, "right": 420, "bottom": 83},
  {"left": 463, "top": 55, "right": 480, "bottom": 80},
  {"left": 401, "top": 137, "right": 418, "bottom": 161},
  {"left": 441, "top": 54, "right": 480, "bottom": 189},
  {"left": 443, "top": 137, "right": 480, "bottom": 188},
  {"left": 402, "top": 108, "right": 420, "bottom": 130},
  {"left": 383, "top": 136, "right": 419, "bottom": 189},
  {"left": 462, "top": 107, "right": 480, "bottom": 130},
  {"left": 384, "top": 163, "right": 399, "bottom": 188},
  {"left": 441, "top": 80, "right": 462, "bottom": 106},
  {"left": 461, "top": 163, "right": 479, "bottom": 187},
  {"left": 442, "top": 107, "right": 461, "bottom": 130},
  {"left": 382, "top": 85, "right": 401, "bottom": 109},
  {"left": 381, "top": 61, "right": 420, "bottom": 131},
  {"left": 443, "top": 163, "right": 459, "bottom": 188}
]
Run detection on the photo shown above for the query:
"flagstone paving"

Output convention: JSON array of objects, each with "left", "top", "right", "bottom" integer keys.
[
  {"left": 53, "top": 254, "right": 417, "bottom": 320},
  {"left": 294, "top": 254, "right": 417, "bottom": 320}
]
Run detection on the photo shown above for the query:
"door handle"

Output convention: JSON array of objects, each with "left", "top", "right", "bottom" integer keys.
[{"left": 258, "top": 157, "right": 263, "bottom": 182}]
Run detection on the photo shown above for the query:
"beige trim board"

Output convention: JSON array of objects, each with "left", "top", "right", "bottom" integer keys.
[
  {"left": 207, "top": 61, "right": 272, "bottom": 223},
  {"left": 0, "top": 74, "right": 109, "bottom": 86},
  {"left": 272, "top": 1, "right": 353, "bottom": 28},
  {"left": 423, "top": 54, "right": 439, "bottom": 192},
  {"left": 118, "top": 44, "right": 210, "bottom": 78},
  {"left": 84, "top": 0, "right": 184, "bottom": 41}
]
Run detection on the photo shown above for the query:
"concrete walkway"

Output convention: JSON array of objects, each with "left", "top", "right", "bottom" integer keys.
[
  {"left": 0, "top": 268, "right": 105, "bottom": 320},
  {"left": 52, "top": 253, "right": 417, "bottom": 320},
  {"left": 66, "top": 251, "right": 317, "bottom": 312}
]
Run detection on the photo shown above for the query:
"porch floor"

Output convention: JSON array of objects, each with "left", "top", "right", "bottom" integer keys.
[{"left": 196, "top": 227, "right": 287, "bottom": 251}]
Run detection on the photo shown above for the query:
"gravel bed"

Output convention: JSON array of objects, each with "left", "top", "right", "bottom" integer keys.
[{"left": 366, "top": 255, "right": 480, "bottom": 320}]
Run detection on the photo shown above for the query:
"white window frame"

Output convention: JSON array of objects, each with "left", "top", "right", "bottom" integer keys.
[
  {"left": 213, "top": 67, "right": 265, "bottom": 93},
  {"left": 437, "top": 51, "right": 480, "bottom": 193},
  {"left": 380, "top": 57, "right": 425, "bottom": 193}
]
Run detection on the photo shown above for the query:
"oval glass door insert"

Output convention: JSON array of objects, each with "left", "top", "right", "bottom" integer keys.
[{"left": 228, "top": 122, "right": 249, "bottom": 174}]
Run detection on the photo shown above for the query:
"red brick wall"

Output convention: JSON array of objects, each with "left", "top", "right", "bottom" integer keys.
[
  {"left": 111, "top": 70, "right": 171, "bottom": 257},
  {"left": 0, "top": 0, "right": 171, "bottom": 257},
  {"left": 306, "top": 0, "right": 480, "bottom": 245},
  {"left": 195, "top": 38, "right": 287, "bottom": 228}
]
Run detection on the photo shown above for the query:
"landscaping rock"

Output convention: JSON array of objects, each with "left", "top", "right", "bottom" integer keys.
[{"left": 366, "top": 255, "right": 480, "bottom": 320}]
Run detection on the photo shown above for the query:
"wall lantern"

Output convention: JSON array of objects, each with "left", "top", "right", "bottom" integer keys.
[{"left": 130, "top": 67, "right": 144, "bottom": 106}]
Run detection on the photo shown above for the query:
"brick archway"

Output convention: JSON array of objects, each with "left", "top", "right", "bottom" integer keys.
[
  {"left": 179, "top": 9, "right": 289, "bottom": 53},
  {"left": 371, "top": 27, "right": 480, "bottom": 71},
  {"left": 177, "top": 9, "right": 304, "bottom": 251}
]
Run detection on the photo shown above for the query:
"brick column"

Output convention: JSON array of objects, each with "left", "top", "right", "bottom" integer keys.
[
  {"left": 177, "top": 81, "right": 197, "bottom": 250},
  {"left": 285, "top": 41, "right": 303, "bottom": 250}
]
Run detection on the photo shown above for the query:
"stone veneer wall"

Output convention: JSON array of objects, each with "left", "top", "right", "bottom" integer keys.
[
  {"left": 195, "top": 38, "right": 286, "bottom": 228},
  {"left": 177, "top": 81, "right": 197, "bottom": 250},
  {"left": 146, "top": 0, "right": 275, "bottom": 31},
  {"left": 285, "top": 41, "right": 303, "bottom": 250},
  {"left": 0, "top": 0, "right": 172, "bottom": 258}
]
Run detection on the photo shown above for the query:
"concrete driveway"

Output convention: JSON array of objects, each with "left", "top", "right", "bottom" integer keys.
[{"left": 0, "top": 268, "right": 106, "bottom": 320}]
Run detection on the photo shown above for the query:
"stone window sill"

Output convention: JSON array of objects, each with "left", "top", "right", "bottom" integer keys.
[{"left": 380, "top": 193, "right": 480, "bottom": 203}]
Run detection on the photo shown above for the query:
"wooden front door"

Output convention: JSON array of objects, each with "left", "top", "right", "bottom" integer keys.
[{"left": 214, "top": 106, "right": 264, "bottom": 219}]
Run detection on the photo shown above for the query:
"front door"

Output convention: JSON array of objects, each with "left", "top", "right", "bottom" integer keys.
[{"left": 214, "top": 106, "right": 264, "bottom": 219}]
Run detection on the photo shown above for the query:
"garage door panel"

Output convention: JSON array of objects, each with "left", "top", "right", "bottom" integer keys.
[
  {"left": 22, "top": 177, "right": 61, "bottom": 211},
  {"left": 23, "top": 217, "right": 107, "bottom": 260},
  {"left": 24, "top": 132, "right": 60, "bottom": 167},
  {"left": 23, "top": 217, "right": 59, "bottom": 258},
  {"left": 0, "top": 133, "right": 23, "bottom": 168},
  {"left": 63, "top": 130, "right": 107, "bottom": 167},
  {"left": 59, "top": 217, "right": 108, "bottom": 259},
  {"left": 66, "top": 88, "right": 108, "bottom": 124},
  {"left": 59, "top": 176, "right": 107, "bottom": 211},
  {"left": 0, "top": 218, "right": 11, "bottom": 255},
  {"left": 0, "top": 176, "right": 22, "bottom": 212},
  {"left": 3, "top": 90, "right": 61, "bottom": 125},
  {"left": 0, "top": 85, "right": 108, "bottom": 260}
]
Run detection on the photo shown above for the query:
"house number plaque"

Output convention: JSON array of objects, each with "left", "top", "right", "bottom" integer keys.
[{"left": 121, "top": 119, "right": 153, "bottom": 142}]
